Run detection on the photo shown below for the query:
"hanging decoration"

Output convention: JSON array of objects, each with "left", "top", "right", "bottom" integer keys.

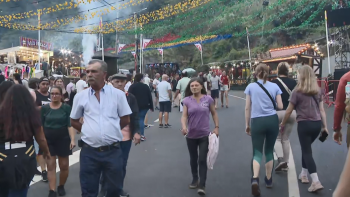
[
  {"left": 0, "top": 0, "right": 151, "bottom": 29},
  {"left": 131, "top": 51, "right": 136, "bottom": 58},
  {"left": 73, "top": 0, "right": 213, "bottom": 34},
  {"left": 142, "top": 39, "right": 152, "bottom": 49},
  {"left": 194, "top": 43, "right": 202, "bottom": 52},
  {"left": 118, "top": 44, "right": 126, "bottom": 53},
  {"left": 157, "top": 49, "right": 163, "bottom": 56}
]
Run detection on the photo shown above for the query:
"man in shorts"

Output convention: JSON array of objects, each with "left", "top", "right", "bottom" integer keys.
[
  {"left": 210, "top": 72, "right": 220, "bottom": 109},
  {"left": 157, "top": 74, "right": 172, "bottom": 128}
]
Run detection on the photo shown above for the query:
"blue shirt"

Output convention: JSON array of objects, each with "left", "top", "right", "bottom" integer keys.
[
  {"left": 244, "top": 79, "right": 282, "bottom": 118},
  {"left": 70, "top": 85, "right": 132, "bottom": 148}
]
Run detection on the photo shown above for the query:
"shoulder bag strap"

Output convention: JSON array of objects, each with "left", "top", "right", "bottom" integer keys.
[
  {"left": 276, "top": 78, "right": 292, "bottom": 95},
  {"left": 255, "top": 82, "right": 277, "bottom": 110}
]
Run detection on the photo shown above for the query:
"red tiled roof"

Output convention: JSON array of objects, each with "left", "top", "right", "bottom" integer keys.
[{"left": 270, "top": 46, "right": 308, "bottom": 58}]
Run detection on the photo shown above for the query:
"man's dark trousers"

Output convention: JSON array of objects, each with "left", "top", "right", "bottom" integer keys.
[
  {"left": 80, "top": 144, "right": 123, "bottom": 197},
  {"left": 100, "top": 140, "right": 132, "bottom": 195}
]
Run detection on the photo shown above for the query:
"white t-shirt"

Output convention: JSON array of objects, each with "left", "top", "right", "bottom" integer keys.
[
  {"left": 157, "top": 81, "right": 171, "bottom": 102},
  {"left": 143, "top": 77, "right": 150, "bottom": 86},
  {"left": 76, "top": 79, "right": 88, "bottom": 93},
  {"left": 153, "top": 78, "right": 160, "bottom": 91},
  {"left": 125, "top": 81, "right": 132, "bottom": 91},
  {"left": 211, "top": 76, "right": 220, "bottom": 90}
]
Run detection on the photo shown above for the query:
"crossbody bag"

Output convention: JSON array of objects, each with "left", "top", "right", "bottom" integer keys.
[
  {"left": 276, "top": 77, "right": 292, "bottom": 95},
  {"left": 255, "top": 82, "right": 276, "bottom": 110}
]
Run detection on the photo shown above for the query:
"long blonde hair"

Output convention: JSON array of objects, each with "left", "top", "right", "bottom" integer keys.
[
  {"left": 255, "top": 63, "right": 269, "bottom": 84},
  {"left": 295, "top": 65, "right": 319, "bottom": 95}
]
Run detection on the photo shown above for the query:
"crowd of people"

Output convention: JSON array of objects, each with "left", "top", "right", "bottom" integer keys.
[{"left": 1, "top": 59, "right": 350, "bottom": 197}]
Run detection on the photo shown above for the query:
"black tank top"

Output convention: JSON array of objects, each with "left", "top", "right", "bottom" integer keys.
[{"left": 35, "top": 91, "right": 51, "bottom": 106}]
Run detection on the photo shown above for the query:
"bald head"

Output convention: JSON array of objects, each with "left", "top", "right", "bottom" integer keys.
[
  {"left": 155, "top": 73, "right": 160, "bottom": 78},
  {"left": 162, "top": 74, "right": 168, "bottom": 81}
]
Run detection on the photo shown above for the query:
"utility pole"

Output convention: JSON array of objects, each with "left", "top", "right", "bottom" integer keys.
[
  {"left": 134, "top": 12, "right": 138, "bottom": 73},
  {"left": 115, "top": 9, "right": 119, "bottom": 72}
]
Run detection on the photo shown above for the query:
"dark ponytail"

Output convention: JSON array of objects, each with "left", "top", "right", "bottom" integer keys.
[{"left": 256, "top": 64, "right": 269, "bottom": 84}]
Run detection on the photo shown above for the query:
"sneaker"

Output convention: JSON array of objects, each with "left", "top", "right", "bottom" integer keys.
[
  {"left": 189, "top": 179, "right": 198, "bottom": 189},
  {"left": 197, "top": 187, "right": 206, "bottom": 195},
  {"left": 299, "top": 174, "right": 309, "bottom": 184},
  {"left": 251, "top": 178, "right": 260, "bottom": 197},
  {"left": 141, "top": 135, "right": 146, "bottom": 141},
  {"left": 120, "top": 190, "right": 129, "bottom": 197},
  {"left": 159, "top": 124, "right": 163, "bottom": 128},
  {"left": 308, "top": 181, "right": 324, "bottom": 192},
  {"left": 48, "top": 190, "right": 57, "bottom": 197},
  {"left": 164, "top": 124, "right": 169, "bottom": 128},
  {"left": 42, "top": 170, "right": 48, "bottom": 182},
  {"left": 275, "top": 162, "right": 288, "bottom": 172},
  {"left": 165, "top": 124, "right": 171, "bottom": 127},
  {"left": 155, "top": 107, "right": 160, "bottom": 110},
  {"left": 57, "top": 185, "right": 66, "bottom": 196},
  {"left": 265, "top": 176, "right": 273, "bottom": 188},
  {"left": 144, "top": 125, "right": 150, "bottom": 129},
  {"left": 35, "top": 169, "right": 42, "bottom": 176}
]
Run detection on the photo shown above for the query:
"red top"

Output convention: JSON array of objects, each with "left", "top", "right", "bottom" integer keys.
[
  {"left": 334, "top": 71, "right": 350, "bottom": 131},
  {"left": 221, "top": 75, "right": 229, "bottom": 85}
]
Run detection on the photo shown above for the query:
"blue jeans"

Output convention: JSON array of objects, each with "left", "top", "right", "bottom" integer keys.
[
  {"left": 100, "top": 140, "right": 132, "bottom": 192},
  {"left": 138, "top": 109, "right": 149, "bottom": 136},
  {"left": 80, "top": 144, "right": 123, "bottom": 197},
  {"left": 120, "top": 140, "right": 132, "bottom": 188}
]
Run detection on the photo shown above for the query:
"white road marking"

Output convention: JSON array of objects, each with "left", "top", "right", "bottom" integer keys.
[
  {"left": 287, "top": 146, "right": 300, "bottom": 197},
  {"left": 30, "top": 150, "right": 81, "bottom": 186},
  {"left": 154, "top": 115, "right": 165, "bottom": 122},
  {"left": 228, "top": 94, "right": 246, "bottom": 100},
  {"left": 228, "top": 93, "right": 300, "bottom": 197}
]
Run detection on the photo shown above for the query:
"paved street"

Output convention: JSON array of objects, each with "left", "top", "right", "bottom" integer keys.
[{"left": 28, "top": 91, "right": 348, "bottom": 197}]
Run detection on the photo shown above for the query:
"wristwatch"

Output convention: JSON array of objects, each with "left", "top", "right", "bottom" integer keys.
[{"left": 215, "top": 126, "right": 219, "bottom": 128}]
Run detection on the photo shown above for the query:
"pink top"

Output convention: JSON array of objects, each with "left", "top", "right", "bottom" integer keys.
[{"left": 122, "top": 125, "right": 131, "bottom": 141}]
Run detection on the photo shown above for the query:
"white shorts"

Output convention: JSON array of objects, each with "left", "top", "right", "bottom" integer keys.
[{"left": 220, "top": 85, "right": 229, "bottom": 91}]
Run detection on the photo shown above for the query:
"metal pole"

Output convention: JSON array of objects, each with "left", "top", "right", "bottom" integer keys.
[
  {"left": 162, "top": 50, "right": 164, "bottom": 63},
  {"left": 134, "top": 12, "right": 137, "bottom": 72},
  {"left": 101, "top": 33, "right": 105, "bottom": 61},
  {"left": 200, "top": 36, "right": 203, "bottom": 66},
  {"left": 115, "top": 9, "right": 119, "bottom": 71},
  {"left": 246, "top": 27, "right": 251, "bottom": 61},
  {"left": 140, "top": 33, "right": 143, "bottom": 73},
  {"left": 325, "top": 10, "right": 331, "bottom": 74},
  {"left": 38, "top": 10, "right": 41, "bottom": 71}
]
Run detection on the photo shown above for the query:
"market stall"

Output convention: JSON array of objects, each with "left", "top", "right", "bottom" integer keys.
[{"left": 260, "top": 43, "right": 324, "bottom": 80}]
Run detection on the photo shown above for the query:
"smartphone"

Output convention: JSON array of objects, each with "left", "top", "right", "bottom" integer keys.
[{"left": 318, "top": 131, "right": 328, "bottom": 142}]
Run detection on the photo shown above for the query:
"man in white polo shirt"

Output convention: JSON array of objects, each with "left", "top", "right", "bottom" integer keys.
[
  {"left": 76, "top": 73, "right": 88, "bottom": 93},
  {"left": 157, "top": 74, "right": 172, "bottom": 128}
]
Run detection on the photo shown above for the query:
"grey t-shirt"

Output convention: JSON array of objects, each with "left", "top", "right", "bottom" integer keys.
[
  {"left": 289, "top": 89, "right": 322, "bottom": 122},
  {"left": 211, "top": 76, "right": 220, "bottom": 90}
]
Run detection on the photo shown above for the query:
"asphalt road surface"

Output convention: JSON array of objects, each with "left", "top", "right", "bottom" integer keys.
[{"left": 28, "top": 91, "right": 348, "bottom": 197}]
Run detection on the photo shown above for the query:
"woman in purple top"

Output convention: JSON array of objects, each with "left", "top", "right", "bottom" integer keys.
[
  {"left": 181, "top": 78, "right": 219, "bottom": 196},
  {"left": 281, "top": 66, "right": 327, "bottom": 192}
]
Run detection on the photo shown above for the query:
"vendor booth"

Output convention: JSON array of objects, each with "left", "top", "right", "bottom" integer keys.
[
  {"left": 0, "top": 37, "right": 54, "bottom": 79},
  {"left": 260, "top": 43, "right": 324, "bottom": 80}
]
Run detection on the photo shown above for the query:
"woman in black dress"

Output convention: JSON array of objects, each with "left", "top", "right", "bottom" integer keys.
[{"left": 0, "top": 85, "right": 50, "bottom": 197}]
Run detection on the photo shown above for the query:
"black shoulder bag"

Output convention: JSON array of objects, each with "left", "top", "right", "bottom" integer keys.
[{"left": 255, "top": 82, "right": 277, "bottom": 110}]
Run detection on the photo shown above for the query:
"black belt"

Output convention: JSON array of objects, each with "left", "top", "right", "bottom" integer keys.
[{"left": 82, "top": 141, "right": 120, "bottom": 152}]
